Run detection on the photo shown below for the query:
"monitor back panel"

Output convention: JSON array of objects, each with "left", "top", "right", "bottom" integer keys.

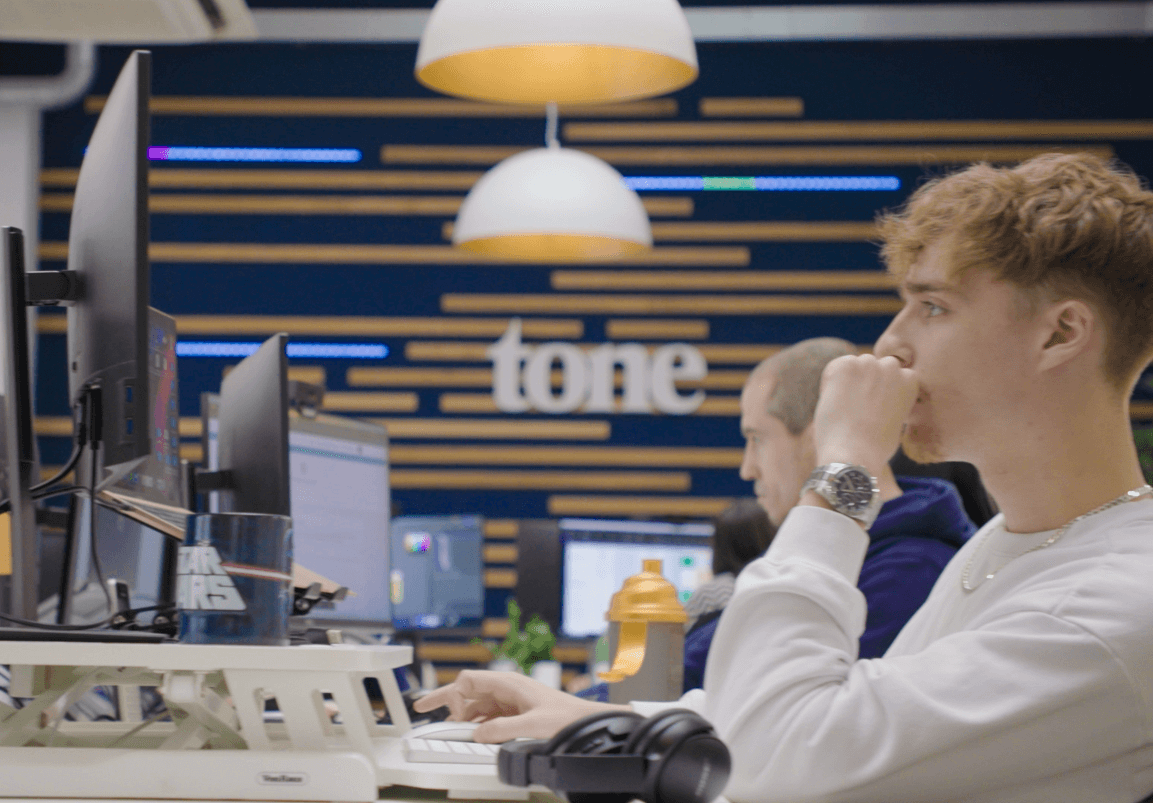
[{"left": 217, "top": 333, "right": 290, "bottom": 516}]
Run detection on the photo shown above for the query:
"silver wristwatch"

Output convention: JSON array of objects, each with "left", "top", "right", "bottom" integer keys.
[{"left": 800, "top": 463, "right": 882, "bottom": 528}]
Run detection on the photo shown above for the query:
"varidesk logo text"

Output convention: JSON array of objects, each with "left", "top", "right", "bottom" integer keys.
[
  {"left": 488, "top": 319, "right": 707, "bottom": 415},
  {"left": 257, "top": 772, "right": 308, "bottom": 786}
]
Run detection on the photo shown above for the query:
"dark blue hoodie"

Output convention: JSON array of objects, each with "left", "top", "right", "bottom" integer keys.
[
  {"left": 683, "top": 476, "right": 975, "bottom": 692},
  {"left": 857, "top": 476, "right": 975, "bottom": 658}
]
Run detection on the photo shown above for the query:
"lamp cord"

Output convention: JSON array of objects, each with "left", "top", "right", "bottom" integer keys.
[{"left": 545, "top": 102, "right": 559, "bottom": 148}]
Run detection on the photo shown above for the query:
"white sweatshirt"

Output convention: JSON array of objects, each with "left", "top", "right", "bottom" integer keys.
[{"left": 632, "top": 502, "right": 1153, "bottom": 803}]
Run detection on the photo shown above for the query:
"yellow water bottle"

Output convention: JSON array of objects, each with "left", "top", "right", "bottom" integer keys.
[{"left": 598, "top": 559, "right": 688, "bottom": 703}]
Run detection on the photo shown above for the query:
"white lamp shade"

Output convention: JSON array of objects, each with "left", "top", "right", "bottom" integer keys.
[
  {"left": 453, "top": 147, "right": 652, "bottom": 261},
  {"left": 415, "top": 0, "right": 698, "bottom": 104}
]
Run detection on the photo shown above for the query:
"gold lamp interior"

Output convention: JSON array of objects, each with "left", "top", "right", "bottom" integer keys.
[{"left": 418, "top": 44, "right": 698, "bottom": 105}]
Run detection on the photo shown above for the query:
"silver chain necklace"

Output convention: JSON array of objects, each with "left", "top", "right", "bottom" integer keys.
[{"left": 960, "top": 484, "right": 1153, "bottom": 592}]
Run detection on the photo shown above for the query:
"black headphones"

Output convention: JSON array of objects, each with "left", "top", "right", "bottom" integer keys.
[{"left": 498, "top": 708, "right": 730, "bottom": 803}]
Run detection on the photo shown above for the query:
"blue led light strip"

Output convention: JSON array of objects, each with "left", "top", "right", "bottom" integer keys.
[
  {"left": 148, "top": 146, "right": 362, "bottom": 163},
  {"left": 176, "top": 342, "right": 389, "bottom": 359},
  {"left": 623, "top": 175, "right": 901, "bottom": 191}
]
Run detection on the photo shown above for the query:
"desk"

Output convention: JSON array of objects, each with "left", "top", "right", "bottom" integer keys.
[
  {"left": 0, "top": 641, "right": 538, "bottom": 802},
  {"left": 0, "top": 794, "right": 562, "bottom": 803}
]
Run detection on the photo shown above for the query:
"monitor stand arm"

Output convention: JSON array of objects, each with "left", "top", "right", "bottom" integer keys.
[
  {"left": 194, "top": 469, "right": 234, "bottom": 493},
  {"left": 24, "top": 269, "right": 80, "bottom": 305}
]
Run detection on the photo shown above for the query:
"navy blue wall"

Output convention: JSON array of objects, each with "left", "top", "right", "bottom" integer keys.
[{"left": 27, "top": 37, "right": 1153, "bottom": 525}]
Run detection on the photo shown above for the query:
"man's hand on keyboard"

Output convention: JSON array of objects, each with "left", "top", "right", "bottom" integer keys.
[{"left": 412, "top": 669, "right": 626, "bottom": 743}]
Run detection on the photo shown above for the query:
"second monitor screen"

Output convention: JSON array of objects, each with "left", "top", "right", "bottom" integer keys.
[
  {"left": 390, "top": 515, "right": 484, "bottom": 631},
  {"left": 560, "top": 520, "right": 714, "bottom": 639},
  {"left": 290, "top": 414, "right": 391, "bottom": 627}
]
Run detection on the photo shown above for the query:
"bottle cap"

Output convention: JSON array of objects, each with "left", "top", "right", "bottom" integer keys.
[{"left": 605, "top": 559, "right": 687, "bottom": 623}]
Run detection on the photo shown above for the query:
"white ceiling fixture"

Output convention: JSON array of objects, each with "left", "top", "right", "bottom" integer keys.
[
  {"left": 453, "top": 104, "right": 652, "bottom": 261},
  {"left": 253, "top": 4, "right": 1153, "bottom": 44},
  {"left": 414, "top": 0, "right": 698, "bottom": 104},
  {"left": 1, "top": 0, "right": 257, "bottom": 43}
]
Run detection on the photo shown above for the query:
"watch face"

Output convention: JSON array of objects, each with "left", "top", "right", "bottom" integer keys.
[{"left": 833, "top": 469, "right": 876, "bottom": 513}]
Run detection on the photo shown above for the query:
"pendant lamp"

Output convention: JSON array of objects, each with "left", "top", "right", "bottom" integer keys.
[
  {"left": 453, "top": 105, "right": 652, "bottom": 260},
  {"left": 415, "top": 0, "right": 698, "bottom": 105}
]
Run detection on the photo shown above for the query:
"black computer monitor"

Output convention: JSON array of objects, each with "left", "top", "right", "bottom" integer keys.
[
  {"left": 202, "top": 397, "right": 392, "bottom": 627},
  {"left": 291, "top": 413, "right": 391, "bottom": 630},
  {"left": 558, "top": 518, "right": 714, "bottom": 639},
  {"left": 215, "top": 333, "right": 291, "bottom": 516},
  {"left": 64, "top": 50, "right": 152, "bottom": 488},
  {"left": 389, "top": 515, "right": 484, "bottom": 631},
  {"left": 0, "top": 227, "right": 39, "bottom": 619},
  {"left": 514, "top": 519, "right": 562, "bottom": 633}
]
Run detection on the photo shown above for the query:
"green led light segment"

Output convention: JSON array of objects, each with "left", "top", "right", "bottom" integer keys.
[
  {"left": 681, "top": 556, "right": 694, "bottom": 567},
  {"left": 703, "top": 176, "right": 757, "bottom": 191}
]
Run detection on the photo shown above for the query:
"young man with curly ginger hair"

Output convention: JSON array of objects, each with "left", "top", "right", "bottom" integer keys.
[{"left": 418, "top": 153, "right": 1153, "bottom": 803}]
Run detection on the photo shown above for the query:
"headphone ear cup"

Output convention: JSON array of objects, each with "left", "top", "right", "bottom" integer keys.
[
  {"left": 624, "top": 710, "right": 731, "bottom": 803},
  {"left": 544, "top": 710, "right": 646, "bottom": 756},
  {"left": 501, "top": 712, "right": 649, "bottom": 800},
  {"left": 624, "top": 709, "right": 708, "bottom": 754}
]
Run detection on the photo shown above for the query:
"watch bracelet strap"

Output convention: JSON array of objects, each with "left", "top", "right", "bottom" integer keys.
[{"left": 801, "top": 463, "right": 881, "bottom": 527}]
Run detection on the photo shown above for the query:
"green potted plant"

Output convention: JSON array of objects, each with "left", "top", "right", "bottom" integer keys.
[{"left": 476, "top": 599, "right": 557, "bottom": 677}]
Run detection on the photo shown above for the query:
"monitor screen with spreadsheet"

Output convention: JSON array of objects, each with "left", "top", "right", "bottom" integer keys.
[
  {"left": 389, "top": 515, "right": 484, "bottom": 631},
  {"left": 203, "top": 396, "right": 392, "bottom": 628},
  {"left": 559, "top": 518, "right": 714, "bottom": 639},
  {"left": 290, "top": 412, "right": 391, "bottom": 628}
]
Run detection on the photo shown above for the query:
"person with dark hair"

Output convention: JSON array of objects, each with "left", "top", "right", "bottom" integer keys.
[
  {"left": 710, "top": 498, "right": 777, "bottom": 580},
  {"left": 682, "top": 498, "right": 776, "bottom": 691}
]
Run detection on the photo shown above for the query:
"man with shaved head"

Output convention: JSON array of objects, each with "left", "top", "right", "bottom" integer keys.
[
  {"left": 678, "top": 338, "right": 976, "bottom": 691},
  {"left": 730, "top": 338, "right": 974, "bottom": 655}
]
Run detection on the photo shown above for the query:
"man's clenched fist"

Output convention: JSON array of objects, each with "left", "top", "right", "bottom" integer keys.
[{"left": 812, "top": 354, "right": 920, "bottom": 478}]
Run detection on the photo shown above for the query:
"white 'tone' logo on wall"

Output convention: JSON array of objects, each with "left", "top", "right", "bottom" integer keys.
[
  {"left": 487, "top": 319, "right": 708, "bottom": 415},
  {"left": 176, "top": 545, "right": 248, "bottom": 611}
]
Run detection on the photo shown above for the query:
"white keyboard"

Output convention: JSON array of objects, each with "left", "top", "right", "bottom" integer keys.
[{"left": 404, "top": 738, "right": 500, "bottom": 765}]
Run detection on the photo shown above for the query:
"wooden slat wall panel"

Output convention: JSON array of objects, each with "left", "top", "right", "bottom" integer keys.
[
  {"left": 699, "top": 97, "right": 805, "bottom": 117},
  {"left": 86, "top": 95, "right": 678, "bottom": 118},
  {"left": 37, "top": 313, "right": 584, "bottom": 339},
  {"left": 440, "top": 294, "right": 903, "bottom": 316},
  {"left": 483, "top": 520, "right": 519, "bottom": 540},
  {"left": 383, "top": 143, "right": 1115, "bottom": 167},
  {"left": 562, "top": 119, "right": 1153, "bottom": 142}
]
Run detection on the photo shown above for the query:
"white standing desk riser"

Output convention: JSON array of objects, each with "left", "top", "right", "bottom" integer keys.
[{"left": 0, "top": 642, "right": 537, "bottom": 802}]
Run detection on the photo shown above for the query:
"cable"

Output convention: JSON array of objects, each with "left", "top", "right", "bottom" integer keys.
[
  {"left": 0, "top": 401, "right": 84, "bottom": 514},
  {"left": 0, "top": 387, "right": 128, "bottom": 633},
  {"left": 30, "top": 439, "right": 83, "bottom": 493},
  {"left": 0, "top": 611, "right": 115, "bottom": 630},
  {"left": 87, "top": 437, "right": 115, "bottom": 621},
  {"left": 109, "top": 602, "right": 177, "bottom": 632},
  {"left": 0, "top": 483, "right": 83, "bottom": 515}
]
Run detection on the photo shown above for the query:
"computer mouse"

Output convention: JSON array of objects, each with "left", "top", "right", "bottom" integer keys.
[{"left": 405, "top": 720, "right": 481, "bottom": 742}]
